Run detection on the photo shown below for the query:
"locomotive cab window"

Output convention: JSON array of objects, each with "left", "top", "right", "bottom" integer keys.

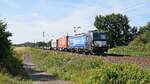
[
  {"left": 93, "top": 32, "right": 106, "bottom": 41},
  {"left": 101, "top": 34, "right": 106, "bottom": 40}
]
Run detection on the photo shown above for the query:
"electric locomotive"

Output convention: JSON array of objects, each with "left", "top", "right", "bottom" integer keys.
[{"left": 68, "top": 30, "right": 108, "bottom": 54}]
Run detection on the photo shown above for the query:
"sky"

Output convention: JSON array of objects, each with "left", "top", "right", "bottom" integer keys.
[{"left": 0, "top": 0, "right": 150, "bottom": 44}]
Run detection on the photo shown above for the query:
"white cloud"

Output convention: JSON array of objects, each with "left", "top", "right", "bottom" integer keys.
[
  {"left": 6, "top": 3, "right": 124, "bottom": 44},
  {"left": 5, "top": 5, "right": 95, "bottom": 43},
  {"left": 6, "top": 0, "right": 150, "bottom": 44}
]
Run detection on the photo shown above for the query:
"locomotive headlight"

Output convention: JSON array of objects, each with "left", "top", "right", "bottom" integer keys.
[
  {"left": 91, "top": 43, "right": 94, "bottom": 47},
  {"left": 94, "top": 41, "right": 107, "bottom": 47}
]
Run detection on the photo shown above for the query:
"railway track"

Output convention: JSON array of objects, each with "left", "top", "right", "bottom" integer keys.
[
  {"left": 45, "top": 50, "right": 150, "bottom": 68},
  {"left": 101, "top": 55, "right": 150, "bottom": 68},
  {"left": 71, "top": 52, "right": 150, "bottom": 68}
]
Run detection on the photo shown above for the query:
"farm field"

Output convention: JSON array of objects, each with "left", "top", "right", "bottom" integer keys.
[{"left": 18, "top": 47, "right": 150, "bottom": 84}]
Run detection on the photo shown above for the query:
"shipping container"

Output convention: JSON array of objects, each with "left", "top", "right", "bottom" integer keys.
[
  {"left": 51, "top": 39, "right": 57, "bottom": 50},
  {"left": 57, "top": 36, "right": 68, "bottom": 50},
  {"left": 68, "top": 35, "right": 87, "bottom": 49}
]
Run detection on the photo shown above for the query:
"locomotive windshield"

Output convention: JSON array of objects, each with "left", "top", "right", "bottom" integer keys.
[{"left": 93, "top": 32, "right": 106, "bottom": 41}]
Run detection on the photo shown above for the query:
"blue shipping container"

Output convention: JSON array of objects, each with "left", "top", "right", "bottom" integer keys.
[{"left": 68, "top": 36, "right": 86, "bottom": 49}]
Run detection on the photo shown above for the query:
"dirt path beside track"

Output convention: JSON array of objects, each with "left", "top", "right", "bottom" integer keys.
[{"left": 23, "top": 52, "right": 73, "bottom": 84}]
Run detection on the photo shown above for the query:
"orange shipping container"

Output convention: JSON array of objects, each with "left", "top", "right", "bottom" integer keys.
[{"left": 57, "top": 36, "right": 68, "bottom": 49}]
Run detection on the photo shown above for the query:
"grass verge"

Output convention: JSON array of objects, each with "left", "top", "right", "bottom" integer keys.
[{"left": 29, "top": 48, "right": 150, "bottom": 84}]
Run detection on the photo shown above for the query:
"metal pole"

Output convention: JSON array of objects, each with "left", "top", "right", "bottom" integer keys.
[
  {"left": 43, "top": 32, "right": 45, "bottom": 49},
  {"left": 43, "top": 32, "right": 45, "bottom": 43}
]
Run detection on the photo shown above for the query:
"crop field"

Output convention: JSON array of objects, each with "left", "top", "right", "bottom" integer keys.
[{"left": 26, "top": 48, "right": 150, "bottom": 84}]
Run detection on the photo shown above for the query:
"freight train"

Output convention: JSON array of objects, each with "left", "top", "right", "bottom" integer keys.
[{"left": 51, "top": 30, "right": 108, "bottom": 55}]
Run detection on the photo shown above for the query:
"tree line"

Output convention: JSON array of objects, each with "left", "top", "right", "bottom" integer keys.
[
  {"left": 94, "top": 13, "right": 150, "bottom": 48},
  {"left": 14, "top": 41, "right": 51, "bottom": 48}
]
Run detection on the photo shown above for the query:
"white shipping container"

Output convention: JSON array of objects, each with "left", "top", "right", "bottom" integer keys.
[{"left": 51, "top": 40, "right": 57, "bottom": 48}]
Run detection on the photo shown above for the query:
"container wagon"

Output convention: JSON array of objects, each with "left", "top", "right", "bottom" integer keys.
[
  {"left": 57, "top": 36, "right": 69, "bottom": 51},
  {"left": 68, "top": 35, "right": 86, "bottom": 53}
]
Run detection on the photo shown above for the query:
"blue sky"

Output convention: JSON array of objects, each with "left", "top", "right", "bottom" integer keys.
[{"left": 0, "top": 0, "right": 150, "bottom": 44}]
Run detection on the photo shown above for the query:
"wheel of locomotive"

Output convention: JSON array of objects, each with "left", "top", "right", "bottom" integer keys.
[
  {"left": 89, "top": 48, "right": 95, "bottom": 55},
  {"left": 85, "top": 50, "right": 90, "bottom": 55},
  {"left": 97, "top": 50, "right": 105, "bottom": 55},
  {"left": 83, "top": 51, "right": 86, "bottom": 55},
  {"left": 78, "top": 49, "right": 82, "bottom": 54}
]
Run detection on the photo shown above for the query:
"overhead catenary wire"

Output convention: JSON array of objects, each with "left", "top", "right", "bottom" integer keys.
[
  {"left": 119, "top": 0, "right": 150, "bottom": 14},
  {"left": 95, "top": 0, "right": 150, "bottom": 16}
]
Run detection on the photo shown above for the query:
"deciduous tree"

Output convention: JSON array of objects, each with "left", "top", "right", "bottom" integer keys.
[{"left": 94, "top": 13, "right": 136, "bottom": 48}]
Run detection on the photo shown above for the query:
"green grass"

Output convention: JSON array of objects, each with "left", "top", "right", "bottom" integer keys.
[
  {"left": 29, "top": 48, "right": 150, "bottom": 84},
  {"left": 108, "top": 44, "right": 150, "bottom": 56},
  {"left": 13, "top": 47, "right": 30, "bottom": 61},
  {"left": 0, "top": 72, "right": 32, "bottom": 84}
]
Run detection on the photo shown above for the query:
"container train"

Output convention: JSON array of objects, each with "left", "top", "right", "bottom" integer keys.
[{"left": 50, "top": 30, "right": 108, "bottom": 54}]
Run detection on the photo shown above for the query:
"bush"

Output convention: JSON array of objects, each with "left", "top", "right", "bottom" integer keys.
[
  {"left": 88, "top": 63, "right": 150, "bottom": 84},
  {"left": 0, "top": 20, "right": 12, "bottom": 59}
]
